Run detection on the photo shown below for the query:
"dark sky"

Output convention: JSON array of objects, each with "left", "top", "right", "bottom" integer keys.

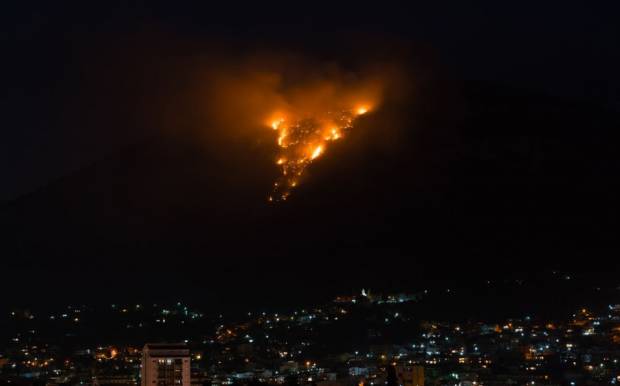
[
  {"left": 1, "top": 2, "right": 619, "bottom": 308},
  {"left": 2, "top": 2, "right": 619, "bottom": 201}
]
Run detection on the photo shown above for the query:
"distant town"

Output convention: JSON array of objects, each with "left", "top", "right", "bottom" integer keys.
[{"left": 2, "top": 277, "right": 620, "bottom": 386}]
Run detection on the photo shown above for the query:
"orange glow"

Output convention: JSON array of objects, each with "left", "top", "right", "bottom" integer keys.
[
  {"left": 267, "top": 104, "right": 372, "bottom": 202},
  {"left": 277, "top": 129, "right": 287, "bottom": 147},
  {"left": 271, "top": 118, "right": 284, "bottom": 130},
  {"left": 173, "top": 52, "right": 399, "bottom": 202},
  {"left": 324, "top": 127, "right": 341, "bottom": 140},
  {"left": 252, "top": 62, "right": 385, "bottom": 202},
  {"left": 310, "top": 145, "right": 323, "bottom": 159}
]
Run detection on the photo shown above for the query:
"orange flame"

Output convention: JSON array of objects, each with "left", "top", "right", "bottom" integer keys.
[{"left": 267, "top": 104, "right": 371, "bottom": 202}]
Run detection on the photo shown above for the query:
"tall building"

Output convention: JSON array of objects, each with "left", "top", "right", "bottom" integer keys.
[
  {"left": 396, "top": 365, "right": 424, "bottom": 386},
  {"left": 141, "top": 344, "right": 191, "bottom": 386}
]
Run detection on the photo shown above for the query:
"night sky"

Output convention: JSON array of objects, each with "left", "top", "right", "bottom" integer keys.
[{"left": 2, "top": 2, "right": 619, "bottom": 309}]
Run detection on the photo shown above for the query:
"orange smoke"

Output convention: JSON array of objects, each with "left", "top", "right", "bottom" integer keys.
[
  {"left": 249, "top": 62, "right": 384, "bottom": 201},
  {"left": 186, "top": 53, "right": 397, "bottom": 201}
]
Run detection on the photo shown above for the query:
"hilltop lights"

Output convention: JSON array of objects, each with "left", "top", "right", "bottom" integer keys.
[{"left": 2, "top": 285, "right": 616, "bottom": 386}]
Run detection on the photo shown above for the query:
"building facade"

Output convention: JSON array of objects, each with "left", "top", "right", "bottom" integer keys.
[
  {"left": 141, "top": 344, "right": 191, "bottom": 386},
  {"left": 396, "top": 365, "right": 424, "bottom": 386}
]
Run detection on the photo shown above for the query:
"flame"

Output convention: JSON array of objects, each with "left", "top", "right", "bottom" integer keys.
[
  {"left": 310, "top": 145, "right": 323, "bottom": 160},
  {"left": 356, "top": 106, "right": 368, "bottom": 115},
  {"left": 271, "top": 118, "right": 284, "bottom": 130},
  {"left": 325, "top": 127, "right": 341, "bottom": 140},
  {"left": 267, "top": 105, "right": 370, "bottom": 202}
]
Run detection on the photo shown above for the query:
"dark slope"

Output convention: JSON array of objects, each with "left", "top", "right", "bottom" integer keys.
[{"left": 2, "top": 80, "right": 619, "bottom": 307}]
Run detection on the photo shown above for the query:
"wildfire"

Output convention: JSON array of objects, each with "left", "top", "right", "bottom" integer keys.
[
  {"left": 267, "top": 105, "right": 370, "bottom": 202},
  {"left": 310, "top": 145, "right": 323, "bottom": 160}
]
